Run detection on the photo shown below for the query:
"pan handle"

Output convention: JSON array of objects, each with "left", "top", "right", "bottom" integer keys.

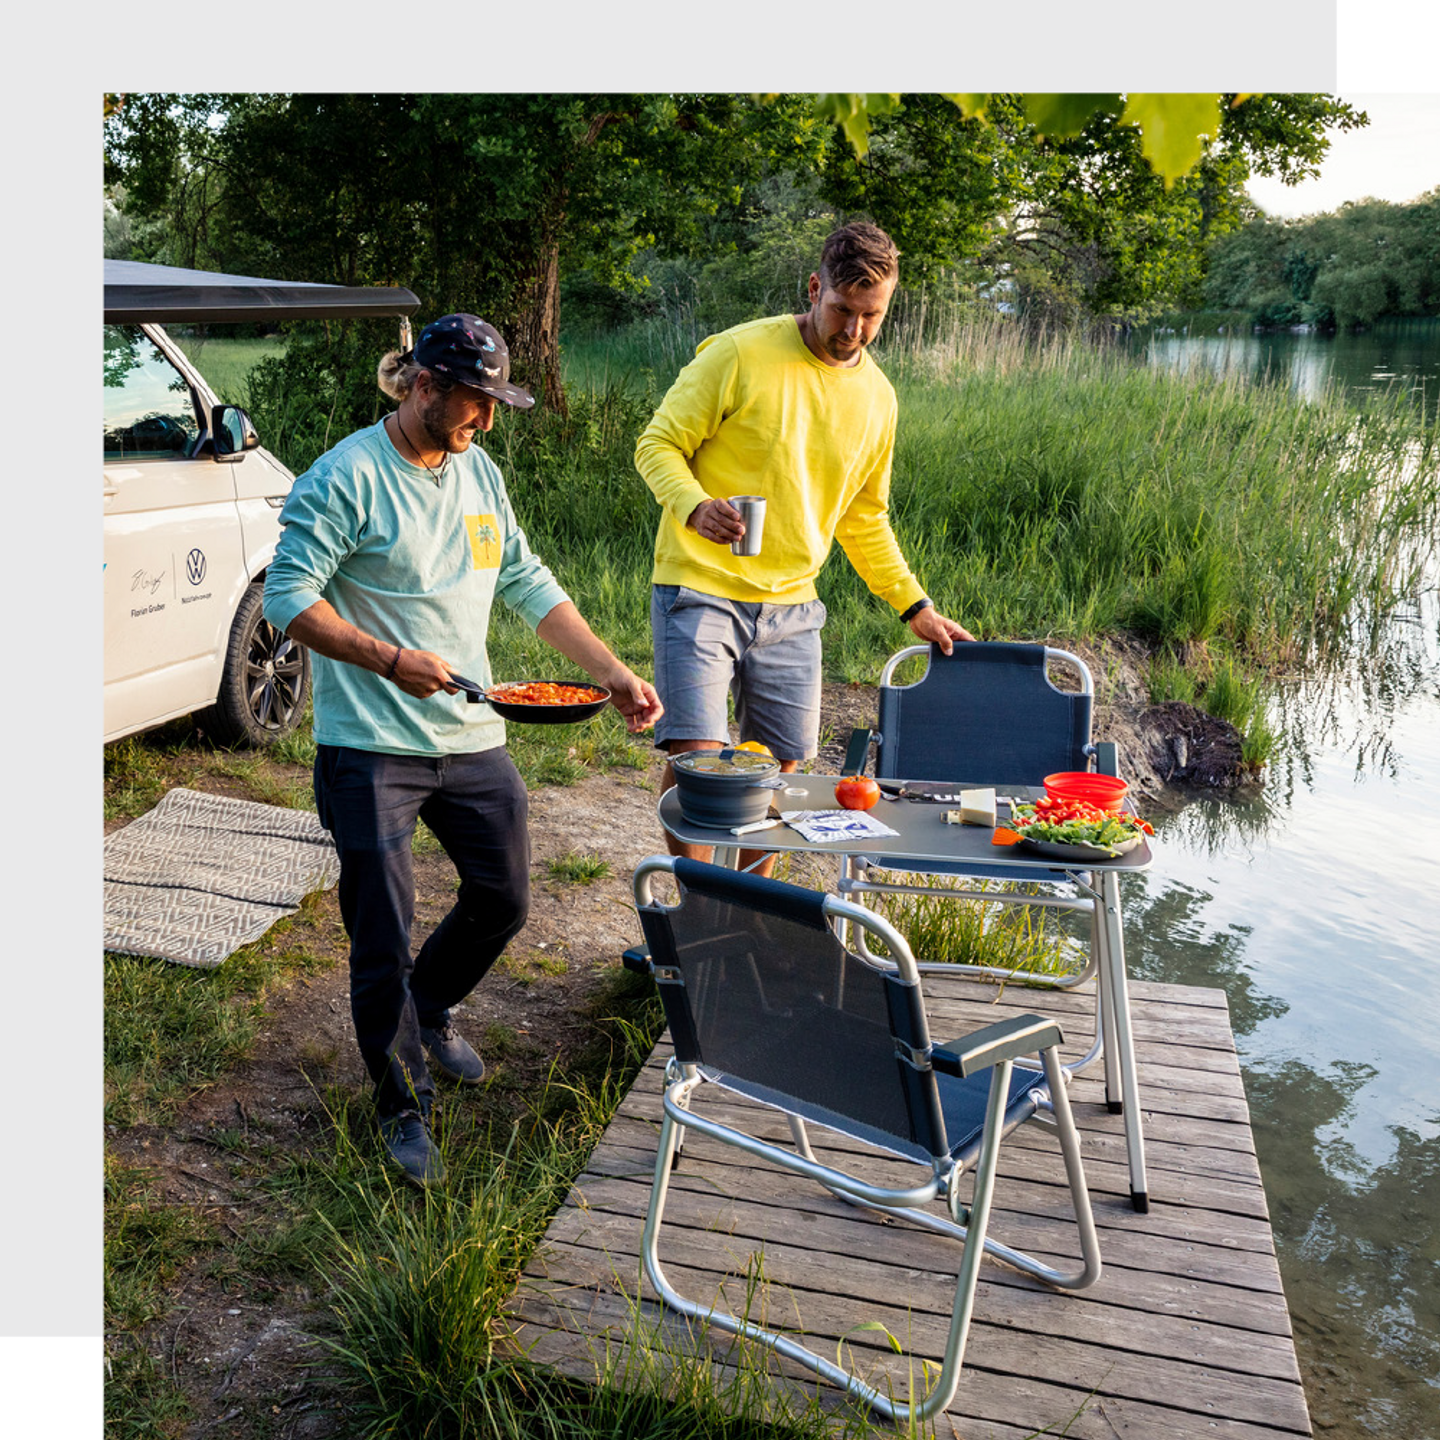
[{"left": 446, "top": 671, "right": 487, "bottom": 704}]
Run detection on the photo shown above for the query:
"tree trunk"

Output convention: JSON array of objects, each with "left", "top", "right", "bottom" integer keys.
[
  {"left": 504, "top": 112, "right": 622, "bottom": 418},
  {"left": 510, "top": 220, "right": 566, "bottom": 417}
]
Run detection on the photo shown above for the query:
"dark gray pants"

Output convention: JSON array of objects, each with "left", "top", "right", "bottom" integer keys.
[{"left": 313, "top": 744, "right": 530, "bottom": 1117}]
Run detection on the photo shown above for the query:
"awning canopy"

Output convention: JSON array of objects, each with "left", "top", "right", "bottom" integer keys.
[{"left": 104, "top": 259, "right": 421, "bottom": 324}]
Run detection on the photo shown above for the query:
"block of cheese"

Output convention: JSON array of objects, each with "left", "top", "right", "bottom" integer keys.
[{"left": 958, "top": 787, "right": 997, "bottom": 827}]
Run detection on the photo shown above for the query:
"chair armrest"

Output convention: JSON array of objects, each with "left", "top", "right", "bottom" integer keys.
[
  {"left": 931, "top": 1014, "right": 1064, "bottom": 1078},
  {"left": 621, "top": 946, "right": 652, "bottom": 975},
  {"left": 1092, "top": 741, "right": 1119, "bottom": 776}
]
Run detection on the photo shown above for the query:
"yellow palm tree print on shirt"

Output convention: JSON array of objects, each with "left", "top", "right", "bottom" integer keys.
[{"left": 465, "top": 514, "right": 502, "bottom": 569}]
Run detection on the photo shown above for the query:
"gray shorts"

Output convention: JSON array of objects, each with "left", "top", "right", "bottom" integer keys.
[{"left": 650, "top": 585, "right": 825, "bottom": 762}]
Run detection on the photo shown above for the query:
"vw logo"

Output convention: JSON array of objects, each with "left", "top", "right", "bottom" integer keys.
[{"left": 186, "top": 548, "right": 208, "bottom": 586}]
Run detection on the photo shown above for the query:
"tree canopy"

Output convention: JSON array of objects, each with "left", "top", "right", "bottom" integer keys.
[
  {"left": 104, "top": 91, "right": 1367, "bottom": 413},
  {"left": 1202, "top": 190, "right": 1440, "bottom": 328},
  {"left": 811, "top": 93, "right": 1366, "bottom": 324},
  {"left": 103, "top": 93, "right": 826, "bottom": 412}
]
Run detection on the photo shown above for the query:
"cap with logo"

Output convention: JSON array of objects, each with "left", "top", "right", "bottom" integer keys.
[{"left": 407, "top": 313, "right": 534, "bottom": 410}]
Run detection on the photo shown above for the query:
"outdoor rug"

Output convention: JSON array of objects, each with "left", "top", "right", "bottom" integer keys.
[{"left": 104, "top": 788, "right": 341, "bottom": 969}]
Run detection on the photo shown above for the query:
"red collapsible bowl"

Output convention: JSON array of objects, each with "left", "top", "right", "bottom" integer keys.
[{"left": 1043, "top": 771, "right": 1129, "bottom": 812}]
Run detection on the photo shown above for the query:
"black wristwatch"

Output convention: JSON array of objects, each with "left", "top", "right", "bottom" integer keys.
[{"left": 899, "top": 597, "right": 933, "bottom": 624}]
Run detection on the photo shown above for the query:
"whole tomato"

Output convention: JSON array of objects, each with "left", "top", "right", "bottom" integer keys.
[{"left": 834, "top": 775, "right": 881, "bottom": 811}]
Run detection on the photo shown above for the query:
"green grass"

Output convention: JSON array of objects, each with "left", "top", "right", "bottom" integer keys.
[
  {"left": 1145, "top": 646, "right": 1278, "bottom": 769},
  {"left": 103, "top": 310, "right": 1436, "bottom": 1436},
  {"left": 104, "top": 1345, "right": 193, "bottom": 1440},
  {"left": 864, "top": 879, "right": 1085, "bottom": 980},
  {"left": 540, "top": 311, "right": 1436, "bottom": 692},
  {"left": 302, "top": 978, "right": 900, "bottom": 1440},
  {"left": 1200, "top": 656, "right": 1279, "bottom": 767},
  {"left": 105, "top": 1155, "right": 216, "bottom": 1330},
  {"left": 547, "top": 850, "right": 613, "bottom": 884},
  {"left": 104, "top": 897, "right": 332, "bottom": 1127},
  {"left": 168, "top": 333, "right": 286, "bottom": 404}
]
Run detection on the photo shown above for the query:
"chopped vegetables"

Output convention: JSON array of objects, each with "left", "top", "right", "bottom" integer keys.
[{"left": 1010, "top": 795, "right": 1154, "bottom": 849}]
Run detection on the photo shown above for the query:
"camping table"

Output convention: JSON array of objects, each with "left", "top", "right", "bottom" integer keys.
[{"left": 658, "top": 772, "right": 1156, "bottom": 1212}]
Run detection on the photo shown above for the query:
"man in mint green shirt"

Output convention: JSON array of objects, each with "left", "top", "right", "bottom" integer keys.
[{"left": 265, "top": 314, "right": 661, "bottom": 1187}]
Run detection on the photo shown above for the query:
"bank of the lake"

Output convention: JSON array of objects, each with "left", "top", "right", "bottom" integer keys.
[
  {"left": 117, "top": 320, "right": 1439, "bottom": 1436},
  {"left": 535, "top": 323, "right": 1440, "bottom": 1436}
]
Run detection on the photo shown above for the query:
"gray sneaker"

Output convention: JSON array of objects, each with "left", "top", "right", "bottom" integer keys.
[
  {"left": 419, "top": 1023, "right": 486, "bottom": 1086},
  {"left": 379, "top": 1109, "right": 445, "bottom": 1188}
]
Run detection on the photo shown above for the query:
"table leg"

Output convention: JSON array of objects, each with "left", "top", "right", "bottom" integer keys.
[
  {"left": 1099, "top": 988, "right": 1122, "bottom": 1112},
  {"left": 1099, "top": 870, "right": 1149, "bottom": 1213},
  {"left": 1092, "top": 894, "right": 1122, "bottom": 1111}
]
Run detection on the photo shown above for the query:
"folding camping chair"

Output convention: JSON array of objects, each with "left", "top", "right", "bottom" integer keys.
[
  {"left": 623, "top": 855, "right": 1102, "bottom": 1425},
  {"left": 839, "top": 640, "right": 1118, "bottom": 992}
]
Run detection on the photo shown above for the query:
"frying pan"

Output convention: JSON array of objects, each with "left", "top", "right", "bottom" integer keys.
[{"left": 447, "top": 672, "right": 610, "bottom": 724}]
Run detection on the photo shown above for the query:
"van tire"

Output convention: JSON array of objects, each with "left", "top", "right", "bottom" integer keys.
[{"left": 199, "top": 582, "right": 310, "bottom": 747}]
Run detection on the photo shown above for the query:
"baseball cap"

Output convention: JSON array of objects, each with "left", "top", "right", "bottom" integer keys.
[{"left": 408, "top": 313, "right": 535, "bottom": 409}]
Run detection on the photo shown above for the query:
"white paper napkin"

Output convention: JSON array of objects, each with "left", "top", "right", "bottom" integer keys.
[{"left": 780, "top": 810, "right": 901, "bottom": 843}]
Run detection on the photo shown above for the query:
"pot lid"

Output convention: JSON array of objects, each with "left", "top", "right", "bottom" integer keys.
[{"left": 672, "top": 751, "right": 778, "bottom": 776}]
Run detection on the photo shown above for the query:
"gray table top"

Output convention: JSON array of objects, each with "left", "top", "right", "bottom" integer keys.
[{"left": 658, "top": 771, "right": 1153, "bottom": 874}]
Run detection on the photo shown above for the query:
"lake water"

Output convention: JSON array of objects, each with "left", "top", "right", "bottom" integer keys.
[
  {"left": 1119, "top": 567, "right": 1439, "bottom": 1432},
  {"left": 1132, "top": 318, "right": 1440, "bottom": 426}
]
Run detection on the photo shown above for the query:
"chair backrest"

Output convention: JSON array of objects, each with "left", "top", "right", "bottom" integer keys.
[
  {"left": 876, "top": 642, "right": 1092, "bottom": 788},
  {"left": 636, "top": 858, "right": 948, "bottom": 1164}
]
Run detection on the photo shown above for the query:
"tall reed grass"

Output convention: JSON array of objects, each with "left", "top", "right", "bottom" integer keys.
[{"left": 513, "top": 308, "right": 1436, "bottom": 701}]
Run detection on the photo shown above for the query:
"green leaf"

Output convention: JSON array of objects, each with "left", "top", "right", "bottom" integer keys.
[
  {"left": 939, "top": 93, "right": 990, "bottom": 121},
  {"left": 1121, "top": 93, "right": 1222, "bottom": 185},
  {"left": 1021, "top": 94, "right": 1117, "bottom": 138},
  {"left": 814, "top": 93, "right": 903, "bottom": 159},
  {"left": 837, "top": 1319, "right": 904, "bottom": 1364}
]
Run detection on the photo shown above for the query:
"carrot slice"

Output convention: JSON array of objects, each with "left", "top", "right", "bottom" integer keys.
[{"left": 991, "top": 827, "right": 1023, "bottom": 846}]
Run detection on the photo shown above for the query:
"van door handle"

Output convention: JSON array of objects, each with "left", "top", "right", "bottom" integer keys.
[{"left": 104, "top": 486, "right": 119, "bottom": 498}]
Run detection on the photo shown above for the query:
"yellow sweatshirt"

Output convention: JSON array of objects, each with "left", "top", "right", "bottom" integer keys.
[{"left": 633, "top": 314, "right": 927, "bottom": 612}]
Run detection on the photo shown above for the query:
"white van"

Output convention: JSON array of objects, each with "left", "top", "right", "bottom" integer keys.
[{"left": 103, "top": 261, "right": 418, "bottom": 745}]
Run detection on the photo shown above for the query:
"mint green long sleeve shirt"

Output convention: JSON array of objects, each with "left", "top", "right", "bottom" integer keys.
[{"left": 264, "top": 420, "right": 570, "bottom": 756}]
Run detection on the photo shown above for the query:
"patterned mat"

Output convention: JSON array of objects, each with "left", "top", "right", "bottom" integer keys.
[{"left": 104, "top": 788, "right": 340, "bottom": 968}]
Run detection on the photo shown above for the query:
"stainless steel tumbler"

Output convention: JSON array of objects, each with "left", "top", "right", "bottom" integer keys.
[{"left": 728, "top": 495, "right": 767, "bottom": 556}]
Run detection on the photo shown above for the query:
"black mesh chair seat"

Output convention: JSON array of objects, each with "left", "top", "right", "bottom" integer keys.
[
  {"left": 624, "top": 856, "right": 1103, "bottom": 1426},
  {"left": 841, "top": 639, "right": 1117, "bottom": 970},
  {"left": 875, "top": 641, "right": 1093, "bottom": 789}
]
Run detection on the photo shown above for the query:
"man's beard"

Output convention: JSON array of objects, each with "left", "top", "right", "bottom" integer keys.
[{"left": 417, "top": 392, "right": 476, "bottom": 453}]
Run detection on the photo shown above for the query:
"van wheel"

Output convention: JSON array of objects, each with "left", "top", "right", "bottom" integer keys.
[{"left": 199, "top": 582, "right": 310, "bottom": 747}]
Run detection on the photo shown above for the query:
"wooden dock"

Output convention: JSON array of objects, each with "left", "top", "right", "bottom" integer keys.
[{"left": 503, "top": 973, "right": 1312, "bottom": 1439}]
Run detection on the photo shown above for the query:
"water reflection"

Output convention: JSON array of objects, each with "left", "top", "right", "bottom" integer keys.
[
  {"left": 1123, "top": 877, "right": 1287, "bottom": 1036},
  {"left": 1243, "top": 1065, "right": 1440, "bottom": 1435},
  {"left": 1134, "top": 319, "right": 1440, "bottom": 425},
  {"left": 1124, "top": 557, "right": 1440, "bottom": 1434}
]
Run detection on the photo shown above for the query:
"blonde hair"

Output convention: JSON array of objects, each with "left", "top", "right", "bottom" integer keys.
[{"left": 376, "top": 350, "right": 423, "bottom": 402}]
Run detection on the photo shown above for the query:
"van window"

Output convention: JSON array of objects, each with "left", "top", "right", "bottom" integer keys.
[{"left": 103, "top": 325, "right": 201, "bottom": 461}]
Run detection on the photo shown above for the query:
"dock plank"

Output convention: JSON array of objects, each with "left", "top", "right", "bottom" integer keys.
[{"left": 502, "top": 977, "right": 1311, "bottom": 1437}]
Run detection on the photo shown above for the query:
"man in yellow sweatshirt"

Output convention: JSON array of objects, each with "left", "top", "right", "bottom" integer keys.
[{"left": 634, "top": 222, "right": 973, "bottom": 865}]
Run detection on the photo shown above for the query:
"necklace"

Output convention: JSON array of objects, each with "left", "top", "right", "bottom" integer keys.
[{"left": 393, "top": 412, "right": 449, "bottom": 483}]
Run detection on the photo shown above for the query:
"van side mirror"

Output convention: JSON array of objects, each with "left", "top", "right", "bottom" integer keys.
[{"left": 212, "top": 405, "right": 261, "bottom": 462}]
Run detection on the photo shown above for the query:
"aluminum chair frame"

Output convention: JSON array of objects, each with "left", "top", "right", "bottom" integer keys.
[
  {"left": 841, "top": 642, "right": 1106, "bottom": 985},
  {"left": 841, "top": 640, "right": 1111, "bottom": 994},
  {"left": 624, "top": 855, "right": 1102, "bottom": 1426},
  {"left": 835, "top": 641, "right": 1149, "bottom": 1206}
]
